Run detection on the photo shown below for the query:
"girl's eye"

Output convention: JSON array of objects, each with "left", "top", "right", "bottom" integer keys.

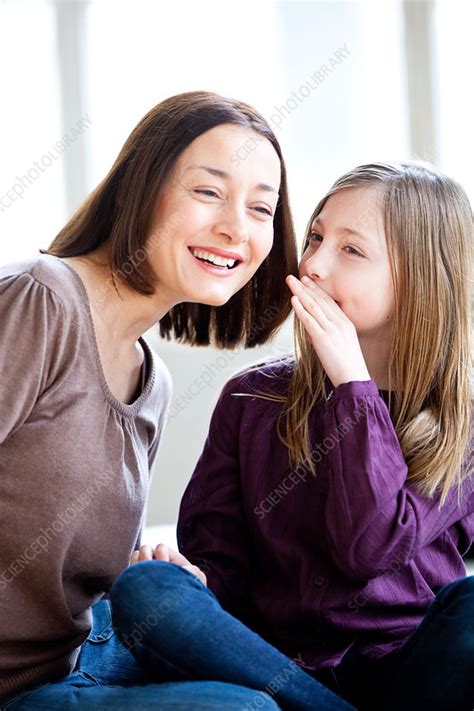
[
  {"left": 344, "top": 245, "right": 363, "bottom": 257},
  {"left": 307, "top": 233, "right": 363, "bottom": 258},
  {"left": 194, "top": 189, "right": 220, "bottom": 198}
]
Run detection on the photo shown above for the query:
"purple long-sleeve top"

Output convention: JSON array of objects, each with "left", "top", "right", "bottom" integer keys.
[{"left": 177, "top": 359, "right": 474, "bottom": 671}]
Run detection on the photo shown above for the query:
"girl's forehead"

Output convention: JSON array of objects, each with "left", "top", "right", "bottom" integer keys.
[
  {"left": 326, "top": 185, "right": 383, "bottom": 208},
  {"left": 315, "top": 187, "right": 384, "bottom": 227},
  {"left": 310, "top": 187, "right": 388, "bottom": 254}
]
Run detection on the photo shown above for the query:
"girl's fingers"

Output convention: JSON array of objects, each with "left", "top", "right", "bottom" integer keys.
[
  {"left": 168, "top": 547, "right": 198, "bottom": 568},
  {"left": 287, "top": 275, "right": 342, "bottom": 322},
  {"left": 130, "top": 543, "right": 207, "bottom": 586},
  {"left": 138, "top": 544, "right": 154, "bottom": 561},
  {"left": 295, "top": 287, "right": 331, "bottom": 327},
  {"left": 153, "top": 543, "right": 194, "bottom": 567},
  {"left": 291, "top": 295, "right": 324, "bottom": 338},
  {"left": 286, "top": 276, "right": 329, "bottom": 323},
  {"left": 182, "top": 564, "right": 207, "bottom": 587},
  {"left": 153, "top": 543, "right": 171, "bottom": 562},
  {"left": 153, "top": 544, "right": 191, "bottom": 568},
  {"left": 154, "top": 545, "right": 205, "bottom": 581}
]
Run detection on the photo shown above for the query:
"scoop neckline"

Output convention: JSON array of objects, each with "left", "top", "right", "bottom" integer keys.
[{"left": 48, "top": 254, "right": 156, "bottom": 417}]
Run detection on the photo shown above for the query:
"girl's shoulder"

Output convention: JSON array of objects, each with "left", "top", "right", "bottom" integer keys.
[{"left": 223, "top": 354, "right": 295, "bottom": 400}]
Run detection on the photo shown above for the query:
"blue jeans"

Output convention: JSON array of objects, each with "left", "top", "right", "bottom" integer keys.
[
  {"left": 110, "top": 561, "right": 356, "bottom": 711},
  {"left": 326, "top": 575, "right": 474, "bottom": 711},
  {"left": 0, "top": 598, "right": 280, "bottom": 710},
  {"left": 111, "top": 562, "right": 474, "bottom": 711}
]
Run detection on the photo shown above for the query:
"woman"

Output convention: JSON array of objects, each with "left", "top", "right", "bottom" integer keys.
[{"left": 0, "top": 91, "right": 298, "bottom": 709}]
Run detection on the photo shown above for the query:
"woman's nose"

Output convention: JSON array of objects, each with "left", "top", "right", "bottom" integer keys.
[{"left": 213, "top": 205, "right": 249, "bottom": 244}]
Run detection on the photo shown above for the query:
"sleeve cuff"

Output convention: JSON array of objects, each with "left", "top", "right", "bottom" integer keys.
[{"left": 327, "top": 379, "right": 380, "bottom": 402}]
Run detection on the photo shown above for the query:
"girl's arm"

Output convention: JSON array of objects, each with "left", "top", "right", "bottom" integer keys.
[
  {"left": 177, "top": 379, "right": 257, "bottom": 623},
  {"left": 287, "top": 274, "right": 474, "bottom": 581},
  {"left": 323, "top": 379, "right": 473, "bottom": 580}
]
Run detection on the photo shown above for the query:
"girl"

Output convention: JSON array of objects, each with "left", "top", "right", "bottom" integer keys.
[
  {"left": 0, "top": 91, "right": 299, "bottom": 710},
  {"left": 112, "top": 162, "right": 473, "bottom": 711}
]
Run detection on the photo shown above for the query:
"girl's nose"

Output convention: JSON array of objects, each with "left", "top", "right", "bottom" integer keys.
[{"left": 303, "top": 248, "right": 331, "bottom": 281}]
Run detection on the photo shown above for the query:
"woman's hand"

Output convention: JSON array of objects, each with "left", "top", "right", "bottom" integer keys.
[
  {"left": 130, "top": 544, "right": 207, "bottom": 587},
  {"left": 286, "top": 275, "right": 370, "bottom": 388}
]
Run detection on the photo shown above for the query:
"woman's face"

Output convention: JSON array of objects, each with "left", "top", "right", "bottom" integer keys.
[
  {"left": 299, "top": 186, "right": 395, "bottom": 343},
  {"left": 146, "top": 124, "right": 281, "bottom": 307}
]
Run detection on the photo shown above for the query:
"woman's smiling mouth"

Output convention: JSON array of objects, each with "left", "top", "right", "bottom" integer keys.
[{"left": 188, "top": 246, "right": 243, "bottom": 276}]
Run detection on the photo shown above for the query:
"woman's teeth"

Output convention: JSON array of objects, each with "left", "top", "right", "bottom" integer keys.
[{"left": 191, "top": 248, "right": 237, "bottom": 269}]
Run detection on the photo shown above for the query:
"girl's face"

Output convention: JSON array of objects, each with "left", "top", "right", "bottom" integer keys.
[
  {"left": 299, "top": 186, "right": 395, "bottom": 342},
  {"left": 146, "top": 124, "right": 281, "bottom": 308}
]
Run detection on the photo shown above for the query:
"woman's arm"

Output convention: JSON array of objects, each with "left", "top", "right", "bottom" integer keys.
[{"left": 0, "top": 271, "right": 65, "bottom": 443}]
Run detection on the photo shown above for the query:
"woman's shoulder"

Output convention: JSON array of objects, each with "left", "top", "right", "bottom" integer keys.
[
  {"left": 0, "top": 254, "right": 82, "bottom": 308},
  {"left": 0, "top": 254, "right": 91, "bottom": 335},
  {"left": 0, "top": 256, "right": 87, "bottom": 399}
]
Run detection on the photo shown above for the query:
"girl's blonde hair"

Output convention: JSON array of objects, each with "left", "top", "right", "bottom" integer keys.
[{"left": 279, "top": 161, "right": 473, "bottom": 504}]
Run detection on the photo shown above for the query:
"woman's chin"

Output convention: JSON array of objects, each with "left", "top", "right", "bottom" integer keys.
[
  {"left": 186, "top": 287, "right": 240, "bottom": 308},
  {"left": 204, "top": 294, "right": 233, "bottom": 308}
]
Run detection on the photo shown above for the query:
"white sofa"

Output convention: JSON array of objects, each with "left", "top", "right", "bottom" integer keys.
[{"left": 142, "top": 524, "right": 178, "bottom": 550}]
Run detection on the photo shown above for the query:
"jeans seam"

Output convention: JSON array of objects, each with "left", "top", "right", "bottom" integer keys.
[
  {"left": 76, "top": 671, "right": 100, "bottom": 685},
  {"left": 87, "top": 599, "right": 114, "bottom": 643}
]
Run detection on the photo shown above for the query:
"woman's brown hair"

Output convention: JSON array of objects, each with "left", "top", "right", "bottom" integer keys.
[{"left": 42, "top": 91, "right": 298, "bottom": 348}]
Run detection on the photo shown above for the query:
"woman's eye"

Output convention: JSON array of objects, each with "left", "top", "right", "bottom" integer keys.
[
  {"left": 308, "top": 232, "right": 322, "bottom": 243},
  {"left": 194, "top": 189, "right": 220, "bottom": 198},
  {"left": 253, "top": 206, "right": 273, "bottom": 216}
]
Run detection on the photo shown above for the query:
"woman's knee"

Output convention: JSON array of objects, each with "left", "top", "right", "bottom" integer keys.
[
  {"left": 110, "top": 560, "right": 206, "bottom": 645},
  {"left": 112, "top": 560, "right": 197, "bottom": 602}
]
